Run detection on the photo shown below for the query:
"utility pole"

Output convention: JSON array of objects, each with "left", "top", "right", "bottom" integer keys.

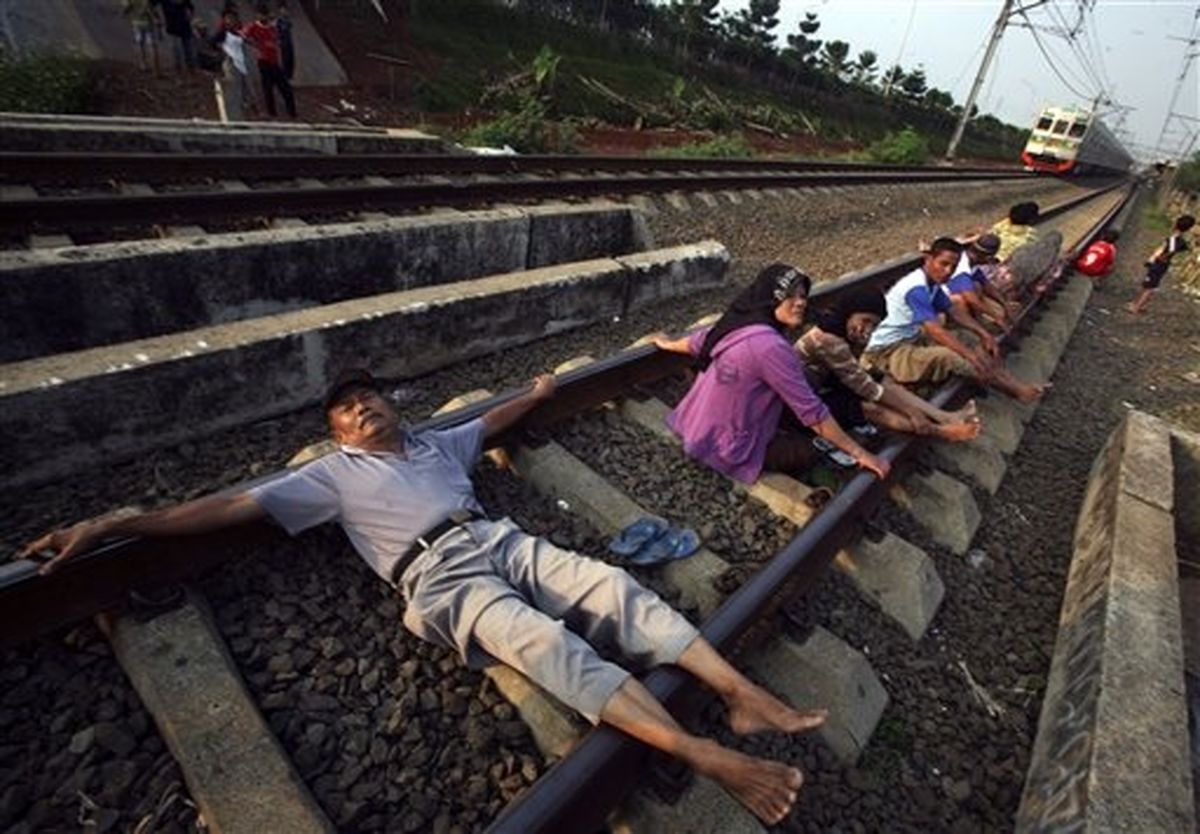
[{"left": 945, "top": 0, "right": 1015, "bottom": 161}]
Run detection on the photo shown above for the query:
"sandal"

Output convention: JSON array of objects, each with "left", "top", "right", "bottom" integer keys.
[
  {"left": 608, "top": 516, "right": 668, "bottom": 557},
  {"left": 629, "top": 528, "right": 701, "bottom": 565}
]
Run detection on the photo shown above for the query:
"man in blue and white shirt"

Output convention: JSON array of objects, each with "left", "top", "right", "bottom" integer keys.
[
  {"left": 862, "top": 237, "right": 1047, "bottom": 403},
  {"left": 945, "top": 233, "right": 1014, "bottom": 331}
]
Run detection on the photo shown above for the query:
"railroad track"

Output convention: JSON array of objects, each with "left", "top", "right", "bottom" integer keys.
[
  {"left": 0, "top": 152, "right": 1041, "bottom": 244},
  {"left": 0, "top": 183, "right": 1132, "bottom": 832}
]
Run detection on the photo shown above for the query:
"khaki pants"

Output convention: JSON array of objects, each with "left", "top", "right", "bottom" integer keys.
[
  {"left": 861, "top": 338, "right": 974, "bottom": 385},
  {"left": 400, "top": 518, "right": 699, "bottom": 723}
]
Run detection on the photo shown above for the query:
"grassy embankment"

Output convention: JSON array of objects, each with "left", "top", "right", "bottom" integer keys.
[{"left": 402, "top": 0, "right": 1022, "bottom": 161}]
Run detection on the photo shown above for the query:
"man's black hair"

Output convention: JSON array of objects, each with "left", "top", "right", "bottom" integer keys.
[
  {"left": 1009, "top": 201, "right": 1039, "bottom": 225},
  {"left": 927, "top": 237, "right": 964, "bottom": 256},
  {"left": 1175, "top": 215, "right": 1196, "bottom": 232},
  {"left": 1100, "top": 229, "right": 1120, "bottom": 243}
]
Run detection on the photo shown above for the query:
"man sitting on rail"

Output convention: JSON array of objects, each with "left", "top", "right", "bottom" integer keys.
[
  {"left": 989, "top": 202, "right": 1064, "bottom": 298},
  {"left": 944, "top": 233, "right": 1015, "bottom": 331},
  {"left": 860, "top": 237, "right": 1048, "bottom": 403},
  {"left": 22, "top": 370, "right": 826, "bottom": 826}
]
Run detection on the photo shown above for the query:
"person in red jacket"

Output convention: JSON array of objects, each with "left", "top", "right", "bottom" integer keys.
[
  {"left": 1075, "top": 229, "right": 1119, "bottom": 280},
  {"left": 242, "top": 2, "right": 296, "bottom": 118}
]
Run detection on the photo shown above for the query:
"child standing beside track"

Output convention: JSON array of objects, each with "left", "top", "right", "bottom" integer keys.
[{"left": 1128, "top": 215, "right": 1194, "bottom": 314}]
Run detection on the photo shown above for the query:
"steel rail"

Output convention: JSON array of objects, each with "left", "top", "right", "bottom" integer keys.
[
  {"left": 0, "top": 151, "right": 1023, "bottom": 185},
  {"left": 0, "top": 180, "right": 1126, "bottom": 652},
  {"left": 0, "top": 169, "right": 1036, "bottom": 231},
  {"left": 485, "top": 184, "right": 1135, "bottom": 834}
]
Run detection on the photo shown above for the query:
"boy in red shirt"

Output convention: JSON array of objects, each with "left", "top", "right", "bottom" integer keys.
[
  {"left": 242, "top": 2, "right": 295, "bottom": 117},
  {"left": 1075, "top": 229, "right": 1118, "bottom": 280}
]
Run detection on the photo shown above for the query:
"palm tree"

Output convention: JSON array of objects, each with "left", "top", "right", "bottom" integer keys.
[
  {"left": 819, "top": 39, "right": 850, "bottom": 81},
  {"left": 852, "top": 50, "right": 878, "bottom": 85}
]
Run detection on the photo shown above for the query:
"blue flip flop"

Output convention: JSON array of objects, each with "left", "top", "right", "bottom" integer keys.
[
  {"left": 608, "top": 516, "right": 668, "bottom": 557},
  {"left": 629, "top": 528, "right": 700, "bottom": 566}
]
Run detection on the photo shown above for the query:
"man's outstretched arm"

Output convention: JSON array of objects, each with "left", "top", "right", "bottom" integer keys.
[
  {"left": 480, "top": 373, "right": 557, "bottom": 438},
  {"left": 20, "top": 492, "right": 266, "bottom": 575}
]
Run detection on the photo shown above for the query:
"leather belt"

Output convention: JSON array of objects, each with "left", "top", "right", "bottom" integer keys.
[{"left": 391, "top": 510, "right": 484, "bottom": 585}]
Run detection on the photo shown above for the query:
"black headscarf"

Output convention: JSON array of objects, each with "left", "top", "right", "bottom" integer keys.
[
  {"left": 695, "top": 262, "right": 812, "bottom": 371},
  {"left": 813, "top": 289, "right": 887, "bottom": 340}
]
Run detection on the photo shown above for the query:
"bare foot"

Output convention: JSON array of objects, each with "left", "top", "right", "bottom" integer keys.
[
  {"left": 946, "top": 399, "right": 978, "bottom": 424},
  {"left": 691, "top": 739, "right": 804, "bottom": 825},
  {"left": 727, "top": 682, "right": 827, "bottom": 736},
  {"left": 934, "top": 419, "right": 983, "bottom": 442},
  {"left": 1016, "top": 382, "right": 1051, "bottom": 403}
]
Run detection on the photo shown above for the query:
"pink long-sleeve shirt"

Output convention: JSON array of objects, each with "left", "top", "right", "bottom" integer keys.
[{"left": 666, "top": 325, "right": 830, "bottom": 483}]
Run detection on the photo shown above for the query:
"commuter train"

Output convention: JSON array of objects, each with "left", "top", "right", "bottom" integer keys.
[{"left": 1021, "top": 106, "right": 1133, "bottom": 175}]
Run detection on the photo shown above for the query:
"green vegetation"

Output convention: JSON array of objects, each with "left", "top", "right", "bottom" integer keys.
[
  {"left": 867, "top": 128, "right": 930, "bottom": 165},
  {"left": 651, "top": 133, "right": 754, "bottom": 159},
  {"left": 462, "top": 99, "right": 579, "bottom": 153},
  {"left": 1141, "top": 205, "right": 1174, "bottom": 236},
  {"left": 404, "top": 0, "right": 1026, "bottom": 160},
  {"left": 0, "top": 53, "right": 100, "bottom": 114},
  {"left": 1175, "top": 151, "right": 1200, "bottom": 192}
]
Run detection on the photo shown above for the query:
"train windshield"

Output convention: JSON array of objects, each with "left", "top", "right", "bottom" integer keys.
[
  {"left": 1036, "top": 116, "right": 1053, "bottom": 131},
  {"left": 1068, "top": 123, "right": 1087, "bottom": 138},
  {"left": 1051, "top": 120, "right": 1070, "bottom": 135}
]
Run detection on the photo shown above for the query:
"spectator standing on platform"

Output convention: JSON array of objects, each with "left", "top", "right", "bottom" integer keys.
[
  {"left": 1129, "top": 215, "right": 1195, "bottom": 314},
  {"left": 276, "top": 0, "right": 296, "bottom": 81},
  {"left": 214, "top": 8, "right": 255, "bottom": 120},
  {"left": 243, "top": 2, "right": 296, "bottom": 118},
  {"left": 1074, "top": 229, "right": 1119, "bottom": 280},
  {"left": 153, "top": 0, "right": 196, "bottom": 72},
  {"left": 121, "top": 0, "right": 161, "bottom": 75},
  {"left": 860, "top": 238, "right": 1048, "bottom": 403}
]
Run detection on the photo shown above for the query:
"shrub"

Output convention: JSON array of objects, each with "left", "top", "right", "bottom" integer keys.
[
  {"left": 461, "top": 98, "right": 577, "bottom": 153},
  {"left": 867, "top": 127, "right": 930, "bottom": 164},
  {"left": 0, "top": 52, "right": 100, "bottom": 114},
  {"left": 652, "top": 133, "right": 754, "bottom": 159}
]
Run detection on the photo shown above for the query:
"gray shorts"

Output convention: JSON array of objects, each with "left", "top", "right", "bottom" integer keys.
[{"left": 399, "top": 518, "right": 699, "bottom": 722}]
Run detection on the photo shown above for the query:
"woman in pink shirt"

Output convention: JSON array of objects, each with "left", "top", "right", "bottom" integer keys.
[{"left": 654, "top": 264, "right": 890, "bottom": 484}]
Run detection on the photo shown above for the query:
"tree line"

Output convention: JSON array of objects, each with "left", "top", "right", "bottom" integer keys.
[{"left": 494, "top": 0, "right": 973, "bottom": 118}]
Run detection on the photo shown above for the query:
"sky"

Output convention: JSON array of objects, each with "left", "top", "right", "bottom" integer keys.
[{"left": 716, "top": 0, "right": 1200, "bottom": 161}]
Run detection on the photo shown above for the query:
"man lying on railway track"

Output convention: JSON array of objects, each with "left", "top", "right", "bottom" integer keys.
[
  {"left": 22, "top": 370, "right": 827, "bottom": 825},
  {"left": 861, "top": 237, "right": 1048, "bottom": 403}
]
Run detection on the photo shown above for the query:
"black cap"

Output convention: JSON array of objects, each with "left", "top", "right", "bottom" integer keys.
[
  {"left": 323, "top": 368, "right": 382, "bottom": 411},
  {"left": 971, "top": 233, "right": 1001, "bottom": 257}
]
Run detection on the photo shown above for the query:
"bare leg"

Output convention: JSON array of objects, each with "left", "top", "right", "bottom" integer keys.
[
  {"left": 599, "top": 678, "right": 804, "bottom": 825},
  {"left": 1128, "top": 288, "right": 1153, "bottom": 314},
  {"left": 862, "top": 402, "right": 981, "bottom": 442},
  {"left": 983, "top": 367, "right": 1048, "bottom": 403},
  {"left": 879, "top": 383, "right": 978, "bottom": 429},
  {"left": 675, "top": 637, "right": 827, "bottom": 735}
]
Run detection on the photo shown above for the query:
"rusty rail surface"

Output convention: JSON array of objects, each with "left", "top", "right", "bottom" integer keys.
[
  {"left": 0, "top": 180, "right": 1128, "bottom": 656},
  {"left": 0, "top": 167, "right": 1046, "bottom": 232},
  {"left": 0, "top": 150, "right": 1025, "bottom": 185}
]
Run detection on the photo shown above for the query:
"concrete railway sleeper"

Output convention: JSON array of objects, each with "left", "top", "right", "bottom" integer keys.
[{"left": 0, "top": 183, "right": 1132, "bottom": 832}]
